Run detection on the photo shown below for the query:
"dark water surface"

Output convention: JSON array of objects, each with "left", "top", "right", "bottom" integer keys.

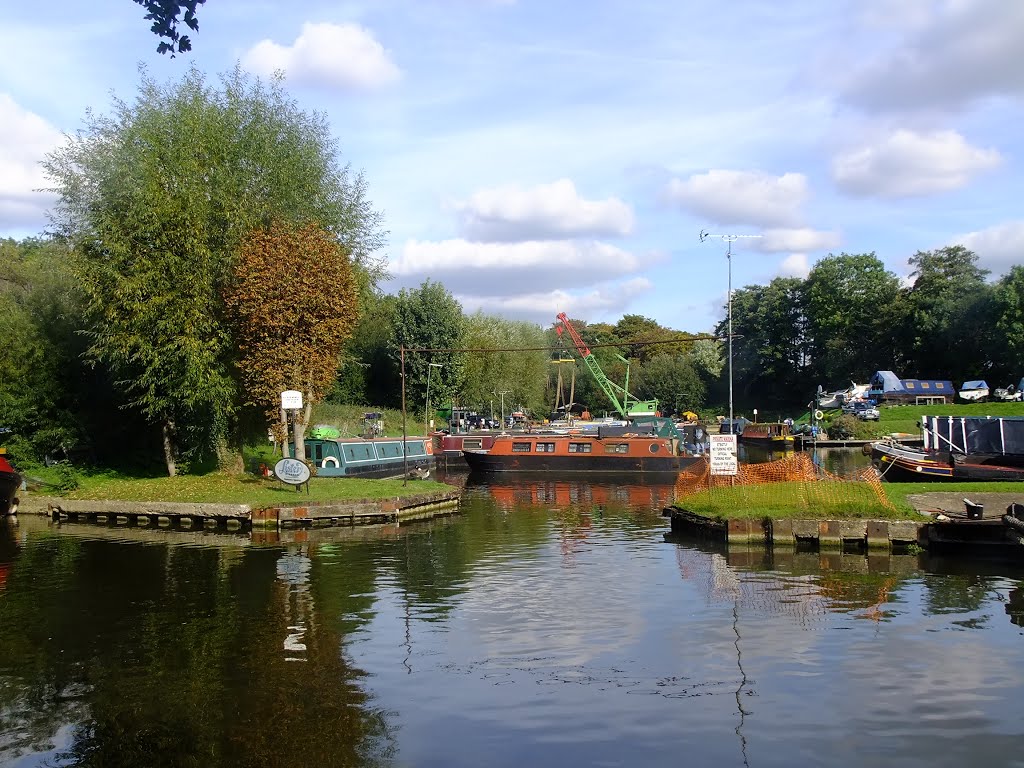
[{"left": 2, "top": 473, "right": 1023, "bottom": 768}]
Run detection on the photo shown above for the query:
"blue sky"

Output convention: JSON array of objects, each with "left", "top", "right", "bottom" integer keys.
[{"left": 2, "top": 0, "right": 1023, "bottom": 332}]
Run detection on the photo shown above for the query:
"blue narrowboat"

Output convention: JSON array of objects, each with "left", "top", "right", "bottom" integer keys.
[{"left": 301, "top": 436, "right": 435, "bottom": 479}]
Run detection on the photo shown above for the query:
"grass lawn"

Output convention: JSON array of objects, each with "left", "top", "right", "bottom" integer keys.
[
  {"left": 805, "top": 402, "right": 1024, "bottom": 440},
  {"left": 26, "top": 471, "right": 453, "bottom": 506},
  {"left": 675, "top": 479, "right": 914, "bottom": 520}
]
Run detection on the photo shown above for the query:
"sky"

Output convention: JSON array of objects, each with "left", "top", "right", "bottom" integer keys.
[{"left": 2, "top": 0, "right": 1023, "bottom": 333}]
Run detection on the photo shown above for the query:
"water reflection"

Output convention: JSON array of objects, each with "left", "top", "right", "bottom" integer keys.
[{"left": 0, "top": 482, "right": 1022, "bottom": 767}]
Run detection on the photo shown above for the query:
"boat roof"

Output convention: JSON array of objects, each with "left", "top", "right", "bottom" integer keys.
[{"left": 961, "top": 380, "right": 988, "bottom": 389}]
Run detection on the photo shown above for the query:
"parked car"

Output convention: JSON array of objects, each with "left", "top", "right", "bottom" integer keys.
[{"left": 854, "top": 403, "right": 880, "bottom": 421}]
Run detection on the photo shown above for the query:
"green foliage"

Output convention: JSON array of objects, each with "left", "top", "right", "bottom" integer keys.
[
  {"left": 803, "top": 253, "right": 902, "bottom": 382},
  {"left": 633, "top": 354, "right": 705, "bottom": 415},
  {"left": 993, "top": 265, "right": 1024, "bottom": 382},
  {"left": 901, "top": 245, "right": 992, "bottom": 382},
  {"left": 134, "top": 0, "right": 205, "bottom": 55},
  {"left": 391, "top": 280, "right": 467, "bottom": 413},
  {"left": 461, "top": 312, "right": 549, "bottom": 418},
  {"left": 43, "top": 65, "right": 384, "bottom": 473},
  {"left": 826, "top": 413, "right": 859, "bottom": 439},
  {"left": 718, "top": 276, "right": 809, "bottom": 407}
]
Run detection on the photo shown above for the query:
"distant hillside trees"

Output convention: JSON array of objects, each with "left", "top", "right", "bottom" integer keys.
[{"left": 44, "top": 66, "right": 384, "bottom": 474}]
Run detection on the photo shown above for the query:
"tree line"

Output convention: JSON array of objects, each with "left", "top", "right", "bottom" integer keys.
[
  {"left": 3, "top": 66, "right": 1022, "bottom": 477},
  {"left": 720, "top": 248, "right": 1024, "bottom": 410}
]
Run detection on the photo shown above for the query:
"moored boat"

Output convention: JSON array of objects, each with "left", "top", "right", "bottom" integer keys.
[
  {"left": 871, "top": 416, "right": 1024, "bottom": 482},
  {"left": 462, "top": 431, "right": 706, "bottom": 476},
  {"left": 300, "top": 435, "right": 435, "bottom": 479},
  {"left": 0, "top": 452, "right": 22, "bottom": 515},
  {"left": 432, "top": 431, "right": 497, "bottom": 462},
  {"left": 737, "top": 422, "right": 795, "bottom": 448}
]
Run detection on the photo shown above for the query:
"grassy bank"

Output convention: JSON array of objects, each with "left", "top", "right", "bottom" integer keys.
[
  {"left": 24, "top": 471, "right": 453, "bottom": 507},
  {"left": 674, "top": 474, "right": 1024, "bottom": 521},
  {"left": 674, "top": 479, "right": 914, "bottom": 520},
  {"left": 810, "top": 401, "right": 1024, "bottom": 440}
]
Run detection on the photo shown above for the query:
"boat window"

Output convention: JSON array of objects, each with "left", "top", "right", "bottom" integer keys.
[
  {"left": 512, "top": 442, "right": 532, "bottom": 453},
  {"left": 464, "top": 439, "right": 482, "bottom": 450},
  {"left": 568, "top": 442, "right": 592, "bottom": 453},
  {"left": 921, "top": 382, "right": 930, "bottom": 389},
  {"left": 535, "top": 442, "right": 556, "bottom": 453},
  {"left": 649, "top": 443, "right": 660, "bottom": 453},
  {"left": 604, "top": 443, "right": 628, "bottom": 454}
]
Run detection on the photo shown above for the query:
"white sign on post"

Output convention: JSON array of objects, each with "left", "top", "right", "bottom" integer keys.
[
  {"left": 709, "top": 434, "right": 738, "bottom": 476},
  {"left": 281, "top": 390, "right": 303, "bottom": 410}
]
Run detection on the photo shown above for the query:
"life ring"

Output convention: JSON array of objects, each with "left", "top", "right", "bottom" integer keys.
[
  {"left": 814, "top": 410, "right": 824, "bottom": 420},
  {"left": 321, "top": 456, "right": 340, "bottom": 468}
]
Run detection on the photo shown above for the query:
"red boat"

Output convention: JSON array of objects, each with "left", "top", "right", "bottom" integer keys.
[
  {"left": 463, "top": 432, "right": 705, "bottom": 476},
  {"left": 0, "top": 453, "right": 22, "bottom": 515},
  {"left": 432, "top": 431, "right": 497, "bottom": 466}
]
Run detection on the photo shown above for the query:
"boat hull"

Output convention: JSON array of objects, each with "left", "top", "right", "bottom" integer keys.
[
  {"left": 463, "top": 433, "right": 705, "bottom": 476},
  {"left": 0, "top": 467, "right": 21, "bottom": 515},
  {"left": 301, "top": 437, "right": 435, "bottom": 479},
  {"left": 871, "top": 442, "right": 1024, "bottom": 483}
]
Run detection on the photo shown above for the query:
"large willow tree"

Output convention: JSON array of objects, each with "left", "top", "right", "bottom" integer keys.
[{"left": 44, "top": 66, "right": 385, "bottom": 474}]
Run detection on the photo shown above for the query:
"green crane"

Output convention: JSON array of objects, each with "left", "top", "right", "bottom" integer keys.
[{"left": 555, "top": 313, "right": 658, "bottom": 419}]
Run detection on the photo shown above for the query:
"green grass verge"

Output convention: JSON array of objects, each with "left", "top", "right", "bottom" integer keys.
[
  {"left": 675, "top": 479, "right": 914, "bottom": 520},
  {"left": 27, "top": 471, "right": 452, "bottom": 506},
  {"left": 881, "top": 480, "right": 1024, "bottom": 509},
  {"left": 811, "top": 402, "right": 1024, "bottom": 439}
]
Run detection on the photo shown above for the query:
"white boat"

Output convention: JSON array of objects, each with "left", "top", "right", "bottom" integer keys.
[{"left": 958, "top": 380, "right": 989, "bottom": 402}]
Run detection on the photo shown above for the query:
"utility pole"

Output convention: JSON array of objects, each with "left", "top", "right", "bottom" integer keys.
[
  {"left": 699, "top": 231, "right": 762, "bottom": 428},
  {"left": 497, "top": 390, "right": 511, "bottom": 433}
]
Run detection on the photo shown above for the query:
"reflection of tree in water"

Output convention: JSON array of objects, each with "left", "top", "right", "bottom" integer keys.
[
  {"left": 1006, "top": 587, "right": 1024, "bottom": 628},
  {"left": 921, "top": 573, "right": 990, "bottom": 620},
  {"left": 0, "top": 532, "right": 395, "bottom": 767}
]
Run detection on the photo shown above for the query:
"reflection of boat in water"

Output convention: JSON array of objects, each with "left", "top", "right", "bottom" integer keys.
[
  {"left": 463, "top": 431, "right": 706, "bottom": 477},
  {"left": 466, "top": 474, "right": 679, "bottom": 512},
  {"left": 871, "top": 416, "right": 1024, "bottom": 482},
  {"left": 737, "top": 422, "right": 795, "bottom": 448},
  {"left": 300, "top": 436, "right": 434, "bottom": 479},
  {"left": 1, "top": 453, "right": 21, "bottom": 515}
]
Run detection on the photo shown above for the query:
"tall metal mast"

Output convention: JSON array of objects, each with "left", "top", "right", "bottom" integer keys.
[{"left": 699, "top": 231, "right": 762, "bottom": 428}]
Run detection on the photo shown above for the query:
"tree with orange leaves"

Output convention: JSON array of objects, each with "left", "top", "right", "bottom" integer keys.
[{"left": 223, "top": 221, "right": 360, "bottom": 462}]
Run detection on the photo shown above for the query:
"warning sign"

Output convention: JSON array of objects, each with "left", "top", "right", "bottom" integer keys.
[{"left": 709, "top": 434, "right": 738, "bottom": 476}]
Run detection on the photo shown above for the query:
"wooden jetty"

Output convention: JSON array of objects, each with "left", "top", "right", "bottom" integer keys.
[{"left": 31, "top": 490, "right": 460, "bottom": 531}]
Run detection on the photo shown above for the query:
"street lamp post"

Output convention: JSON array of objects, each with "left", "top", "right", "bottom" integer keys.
[
  {"left": 699, "top": 231, "right": 762, "bottom": 428},
  {"left": 497, "top": 390, "right": 510, "bottom": 433},
  {"left": 425, "top": 362, "right": 443, "bottom": 436}
]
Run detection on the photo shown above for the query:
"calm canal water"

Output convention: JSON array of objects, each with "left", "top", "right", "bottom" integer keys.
[{"left": 2, "top": 470, "right": 1024, "bottom": 768}]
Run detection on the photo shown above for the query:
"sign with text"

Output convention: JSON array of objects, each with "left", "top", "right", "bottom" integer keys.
[
  {"left": 709, "top": 434, "right": 738, "bottom": 476},
  {"left": 281, "top": 390, "right": 303, "bottom": 410},
  {"left": 274, "top": 458, "right": 311, "bottom": 485}
]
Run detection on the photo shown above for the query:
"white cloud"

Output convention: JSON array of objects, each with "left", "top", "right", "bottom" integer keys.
[
  {"left": 778, "top": 253, "right": 811, "bottom": 279},
  {"left": 757, "top": 228, "right": 841, "bottom": 253},
  {"left": 0, "top": 94, "right": 62, "bottom": 231},
  {"left": 950, "top": 221, "right": 1024, "bottom": 277},
  {"left": 665, "top": 170, "right": 808, "bottom": 228},
  {"left": 843, "top": 0, "right": 1024, "bottom": 112},
  {"left": 832, "top": 130, "right": 1001, "bottom": 198},
  {"left": 242, "top": 22, "right": 401, "bottom": 90},
  {"left": 390, "top": 238, "right": 642, "bottom": 295},
  {"left": 454, "top": 179, "right": 634, "bottom": 242},
  {"left": 457, "top": 278, "right": 653, "bottom": 324}
]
